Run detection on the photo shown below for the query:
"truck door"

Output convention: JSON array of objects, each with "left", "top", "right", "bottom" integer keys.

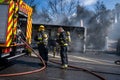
[{"left": 0, "top": 5, "right": 9, "bottom": 43}]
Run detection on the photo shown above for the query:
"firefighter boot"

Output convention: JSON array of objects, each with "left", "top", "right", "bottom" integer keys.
[{"left": 61, "top": 64, "right": 68, "bottom": 69}]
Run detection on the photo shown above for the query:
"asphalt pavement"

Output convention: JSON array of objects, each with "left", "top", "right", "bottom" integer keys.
[{"left": 0, "top": 51, "right": 120, "bottom": 80}]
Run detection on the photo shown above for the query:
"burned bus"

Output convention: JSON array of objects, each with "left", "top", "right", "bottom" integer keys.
[{"left": 32, "top": 24, "right": 86, "bottom": 52}]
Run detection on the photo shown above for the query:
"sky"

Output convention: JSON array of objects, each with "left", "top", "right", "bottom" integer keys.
[
  {"left": 37, "top": 0, "right": 120, "bottom": 11},
  {"left": 84, "top": 0, "right": 120, "bottom": 11},
  {"left": 101, "top": 0, "right": 120, "bottom": 9},
  {"left": 78, "top": 0, "right": 120, "bottom": 9}
]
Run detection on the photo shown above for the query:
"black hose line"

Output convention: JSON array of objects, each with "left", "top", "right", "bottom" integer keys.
[{"left": 114, "top": 60, "right": 120, "bottom": 65}]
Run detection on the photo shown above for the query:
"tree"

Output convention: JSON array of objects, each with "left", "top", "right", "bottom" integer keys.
[
  {"left": 33, "top": 0, "right": 81, "bottom": 25},
  {"left": 86, "top": 1, "right": 112, "bottom": 50}
]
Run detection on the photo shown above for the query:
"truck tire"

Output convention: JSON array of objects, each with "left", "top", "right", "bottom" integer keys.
[{"left": 10, "top": 46, "right": 16, "bottom": 56}]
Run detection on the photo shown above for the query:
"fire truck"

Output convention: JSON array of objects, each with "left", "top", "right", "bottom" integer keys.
[{"left": 0, "top": 0, "right": 32, "bottom": 63}]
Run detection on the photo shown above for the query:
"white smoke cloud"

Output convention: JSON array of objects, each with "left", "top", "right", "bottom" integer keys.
[
  {"left": 82, "top": 0, "right": 98, "bottom": 6},
  {"left": 64, "top": 0, "right": 97, "bottom": 6}
]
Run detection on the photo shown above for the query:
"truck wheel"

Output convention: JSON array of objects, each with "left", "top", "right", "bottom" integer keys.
[
  {"left": 0, "top": 48, "right": 2, "bottom": 59},
  {"left": 10, "top": 46, "right": 16, "bottom": 56},
  {"left": 0, "top": 48, "right": 9, "bottom": 66}
]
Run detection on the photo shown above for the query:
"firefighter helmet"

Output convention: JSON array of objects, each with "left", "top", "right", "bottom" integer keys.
[
  {"left": 38, "top": 25, "right": 45, "bottom": 31},
  {"left": 58, "top": 27, "right": 64, "bottom": 33}
]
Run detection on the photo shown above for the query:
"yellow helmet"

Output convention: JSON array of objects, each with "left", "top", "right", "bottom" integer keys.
[
  {"left": 66, "top": 31, "right": 70, "bottom": 36},
  {"left": 38, "top": 25, "right": 45, "bottom": 31}
]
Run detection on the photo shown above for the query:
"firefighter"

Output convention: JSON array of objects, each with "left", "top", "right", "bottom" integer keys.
[
  {"left": 56, "top": 27, "right": 68, "bottom": 69},
  {"left": 51, "top": 33, "right": 61, "bottom": 58},
  {"left": 34, "top": 25, "right": 48, "bottom": 66},
  {"left": 52, "top": 33, "right": 60, "bottom": 57},
  {"left": 50, "top": 38, "right": 57, "bottom": 58}
]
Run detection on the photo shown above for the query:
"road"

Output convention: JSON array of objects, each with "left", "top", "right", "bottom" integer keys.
[{"left": 0, "top": 51, "right": 120, "bottom": 80}]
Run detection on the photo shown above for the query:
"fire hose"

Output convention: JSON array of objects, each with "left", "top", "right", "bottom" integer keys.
[
  {"left": 0, "top": 38, "right": 46, "bottom": 77},
  {"left": 49, "top": 60, "right": 106, "bottom": 80},
  {"left": 115, "top": 60, "right": 120, "bottom": 65}
]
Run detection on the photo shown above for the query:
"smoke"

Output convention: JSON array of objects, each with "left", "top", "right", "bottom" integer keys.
[
  {"left": 50, "top": 14, "right": 69, "bottom": 25},
  {"left": 86, "top": 23, "right": 109, "bottom": 50},
  {"left": 32, "top": 0, "right": 97, "bottom": 26},
  {"left": 108, "top": 22, "right": 120, "bottom": 40},
  {"left": 32, "top": 0, "right": 120, "bottom": 51},
  {"left": 64, "top": 0, "right": 97, "bottom": 6},
  {"left": 81, "top": 0, "right": 97, "bottom": 6}
]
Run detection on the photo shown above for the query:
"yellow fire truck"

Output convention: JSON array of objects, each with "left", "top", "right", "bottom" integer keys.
[{"left": 0, "top": 0, "right": 32, "bottom": 62}]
